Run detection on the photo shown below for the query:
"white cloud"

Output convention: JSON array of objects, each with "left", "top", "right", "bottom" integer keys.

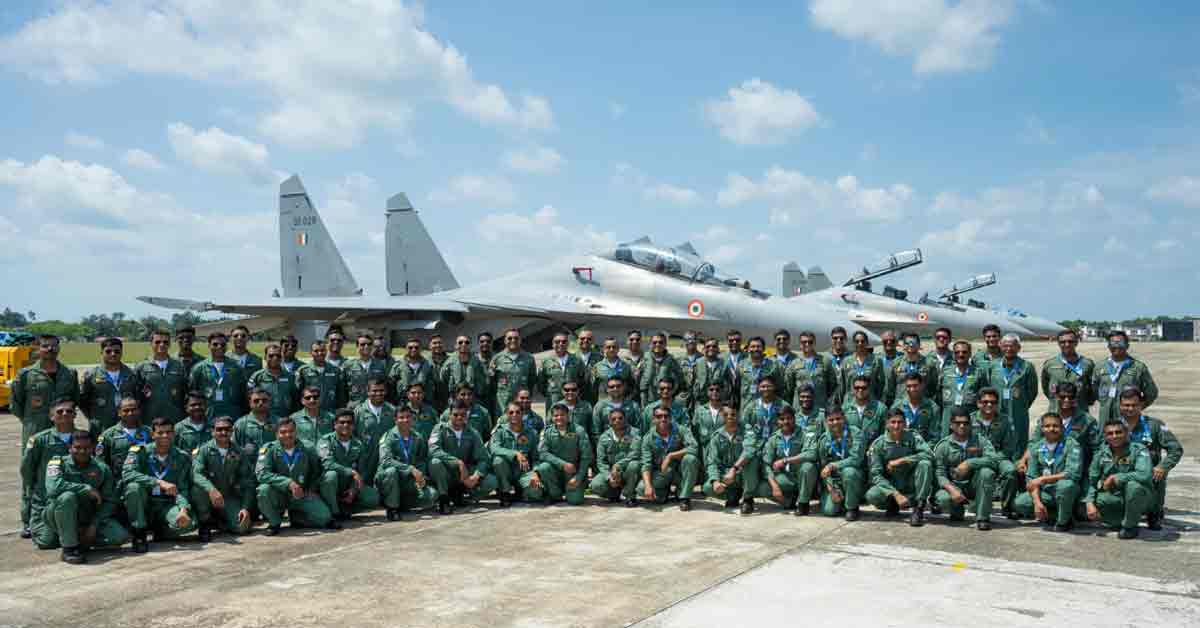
[
  {"left": 121, "top": 148, "right": 166, "bottom": 171},
  {"left": 692, "top": 225, "right": 736, "bottom": 242},
  {"left": 836, "top": 175, "right": 913, "bottom": 221},
  {"left": 1146, "top": 176, "right": 1200, "bottom": 208},
  {"left": 769, "top": 208, "right": 792, "bottom": 225},
  {"left": 65, "top": 131, "right": 104, "bottom": 150},
  {"left": 503, "top": 146, "right": 565, "bottom": 174},
  {"left": 703, "top": 79, "right": 821, "bottom": 145},
  {"left": 919, "top": 218, "right": 1013, "bottom": 258},
  {"left": 1153, "top": 239, "right": 1180, "bottom": 252},
  {"left": 166, "top": 123, "right": 274, "bottom": 184},
  {"left": 610, "top": 102, "right": 627, "bottom": 119},
  {"left": 427, "top": 173, "right": 516, "bottom": 206},
  {"left": 717, "top": 166, "right": 912, "bottom": 222},
  {"left": 472, "top": 205, "right": 615, "bottom": 270},
  {"left": 643, "top": 183, "right": 700, "bottom": 206},
  {"left": 0, "top": 2, "right": 552, "bottom": 148},
  {"left": 809, "top": 0, "right": 1016, "bottom": 74}
]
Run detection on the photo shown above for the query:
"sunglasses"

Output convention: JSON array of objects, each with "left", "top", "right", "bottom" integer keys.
[
  {"left": 303, "top": 395, "right": 320, "bottom": 400},
  {"left": 54, "top": 408, "right": 77, "bottom": 415},
  {"left": 979, "top": 400, "right": 997, "bottom": 405}
]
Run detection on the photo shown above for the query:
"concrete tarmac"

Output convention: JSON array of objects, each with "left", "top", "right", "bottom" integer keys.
[{"left": 0, "top": 341, "right": 1197, "bottom": 627}]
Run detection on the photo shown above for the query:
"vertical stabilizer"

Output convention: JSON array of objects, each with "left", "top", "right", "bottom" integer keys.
[
  {"left": 385, "top": 192, "right": 459, "bottom": 295},
  {"left": 279, "top": 175, "right": 361, "bottom": 297}
]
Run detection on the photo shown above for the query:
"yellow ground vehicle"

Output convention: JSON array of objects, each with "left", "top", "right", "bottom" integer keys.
[{"left": 0, "top": 331, "right": 36, "bottom": 409}]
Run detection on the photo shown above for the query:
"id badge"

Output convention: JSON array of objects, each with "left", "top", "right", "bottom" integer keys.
[
  {"left": 954, "top": 394, "right": 963, "bottom": 405},
  {"left": 1107, "top": 387, "right": 1116, "bottom": 399},
  {"left": 215, "top": 389, "right": 225, "bottom": 402},
  {"left": 152, "top": 485, "right": 162, "bottom": 496},
  {"left": 1002, "top": 389, "right": 1011, "bottom": 401}
]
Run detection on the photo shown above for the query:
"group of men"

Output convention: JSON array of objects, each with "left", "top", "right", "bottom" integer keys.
[{"left": 10, "top": 322, "right": 1182, "bottom": 565}]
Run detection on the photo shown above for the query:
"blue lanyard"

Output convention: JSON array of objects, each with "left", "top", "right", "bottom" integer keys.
[
  {"left": 1106, "top": 359, "right": 1130, "bottom": 384},
  {"left": 778, "top": 434, "right": 794, "bottom": 456},
  {"left": 397, "top": 434, "right": 413, "bottom": 461},
  {"left": 804, "top": 357, "right": 817, "bottom": 374},
  {"left": 104, "top": 369, "right": 122, "bottom": 389},
  {"left": 904, "top": 359, "right": 919, "bottom": 374},
  {"left": 1062, "top": 416, "right": 1075, "bottom": 440},
  {"left": 903, "top": 404, "right": 919, "bottom": 428},
  {"left": 1131, "top": 416, "right": 1151, "bottom": 444},
  {"left": 1001, "top": 358, "right": 1022, "bottom": 386},
  {"left": 831, "top": 354, "right": 844, "bottom": 368},
  {"left": 776, "top": 353, "right": 792, "bottom": 367},
  {"left": 955, "top": 366, "right": 972, "bottom": 391},
  {"left": 1039, "top": 440, "right": 1064, "bottom": 469},
  {"left": 281, "top": 448, "right": 301, "bottom": 469},
  {"left": 829, "top": 430, "right": 847, "bottom": 458},
  {"left": 148, "top": 453, "right": 170, "bottom": 479},
  {"left": 758, "top": 402, "right": 776, "bottom": 437},
  {"left": 1059, "top": 355, "right": 1083, "bottom": 377},
  {"left": 854, "top": 357, "right": 868, "bottom": 376},
  {"left": 655, "top": 427, "right": 676, "bottom": 452},
  {"left": 608, "top": 360, "right": 623, "bottom": 376},
  {"left": 125, "top": 428, "right": 149, "bottom": 446},
  {"left": 209, "top": 363, "right": 224, "bottom": 385}
]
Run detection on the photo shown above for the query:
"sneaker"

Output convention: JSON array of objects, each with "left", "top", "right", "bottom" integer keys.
[
  {"left": 794, "top": 503, "right": 810, "bottom": 517},
  {"left": 1147, "top": 512, "right": 1163, "bottom": 531},
  {"left": 20, "top": 526, "right": 31, "bottom": 539},
  {"left": 386, "top": 509, "right": 400, "bottom": 522},
  {"left": 909, "top": 506, "right": 925, "bottom": 527}
]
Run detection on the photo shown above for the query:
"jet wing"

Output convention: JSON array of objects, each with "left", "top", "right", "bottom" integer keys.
[{"left": 138, "top": 295, "right": 468, "bottom": 320}]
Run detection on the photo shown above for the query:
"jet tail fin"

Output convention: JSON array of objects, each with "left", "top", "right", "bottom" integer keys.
[
  {"left": 279, "top": 175, "right": 361, "bottom": 298},
  {"left": 385, "top": 192, "right": 459, "bottom": 295}
]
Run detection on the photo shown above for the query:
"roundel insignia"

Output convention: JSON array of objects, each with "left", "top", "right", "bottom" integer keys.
[
  {"left": 687, "top": 299, "right": 705, "bottom": 319},
  {"left": 917, "top": 312, "right": 929, "bottom": 322}
]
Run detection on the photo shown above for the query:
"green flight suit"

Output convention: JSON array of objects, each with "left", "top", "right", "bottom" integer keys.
[
  {"left": 354, "top": 401, "right": 396, "bottom": 483},
  {"left": 406, "top": 403, "right": 440, "bottom": 441},
  {"left": 441, "top": 355, "right": 489, "bottom": 406},
  {"left": 641, "top": 353, "right": 684, "bottom": 408},
  {"left": 429, "top": 353, "right": 451, "bottom": 412},
  {"left": 1085, "top": 442, "right": 1153, "bottom": 529},
  {"left": 289, "top": 409, "right": 334, "bottom": 449},
  {"left": 591, "top": 427, "right": 642, "bottom": 500},
  {"left": 640, "top": 399, "right": 691, "bottom": 436},
  {"left": 985, "top": 357, "right": 1038, "bottom": 455},
  {"left": 799, "top": 426, "right": 867, "bottom": 516},
  {"left": 12, "top": 360, "right": 79, "bottom": 525},
  {"left": 1127, "top": 415, "right": 1184, "bottom": 518},
  {"left": 95, "top": 423, "right": 152, "bottom": 484},
  {"left": 885, "top": 354, "right": 940, "bottom": 409},
  {"left": 35, "top": 456, "right": 129, "bottom": 550},
  {"left": 702, "top": 426, "right": 758, "bottom": 499},
  {"left": 691, "top": 403, "right": 725, "bottom": 458},
  {"left": 970, "top": 348, "right": 1003, "bottom": 373},
  {"left": 254, "top": 441, "right": 332, "bottom": 528},
  {"left": 79, "top": 364, "right": 139, "bottom": 435},
  {"left": 677, "top": 353, "right": 705, "bottom": 412},
  {"left": 785, "top": 355, "right": 839, "bottom": 415},
  {"left": 843, "top": 400, "right": 888, "bottom": 449},
  {"left": 971, "top": 413, "right": 1020, "bottom": 510},
  {"left": 760, "top": 429, "right": 807, "bottom": 505},
  {"left": 317, "top": 433, "right": 380, "bottom": 516},
  {"left": 133, "top": 358, "right": 188, "bottom": 423},
  {"left": 428, "top": 423, "right": 498, "bottom": 499},
  {"left": 233, "top": 413, "right": 277, "bottom": 467},
  {"left": 230, "top": 351, "right": 263, "bottom": 376},
  {"left": 865, "top": 430, "right": 933, "bottom": 508},
  {"left": 296, "top": 361, "right": 347, "bottom": 414},
  {"left": 840, "top": 354, "right": 886, "bottom": 406},
  {"left": 489, "top": 351, "right": 537, "bottom": 418},
  {"left": 188, "top": 359, "right": 247, "bottom": 420},
  {"left": 489, "top": 424, "right": 543, "bottom": 501},
  {"left": 736, "top": 358, "right": 785, "bottom": 410},
  {"left": 938, "top": 363, "right": 986, "bottom": 434},
  {"left": 247, "top": 368, "right": 300, "bottom": 419},
  {"left": 122, "top": 445, "right": 198, "bottom": 537},
  {"left": 772, "top": 352, "right": 800, "bottom": 401},
  {"left": 1091, "top": 356, "right": 1158, "bottom": 424},
  {"left": 344, "top": 357, "right": 392, "bottom": 406},
  {"left": 437, "top": 402, "right": 494, "bottom": 444},
  {"left": 689, "top": 358, "right": 735, "bottom": 411},
  {"left": 176, "top": 352, "right": 206, "bottom": 384},
  {"left": 475, "top": 351, "right": 497, "bottom": 417},
  {"left": 591, "top": 358, "right": 637, "bottom": 405},
  {"left": 591, "top": 398, "right": 641, "bottom": 445},
  {"left": 539, "top": 353, "right": 588, "bottom": 408},
  {"left": 626, "top": 352, "right": 648, "bottom": 407},
  {"left": 933, "top": 434, "right": 1000, "bottom": 522},
  {"left": 890, "top": 397, "right": 941, "bottom": 442},
  {"left": 21, "top": 429, "right": 74, "bottom": 526},
  {"left": 638, "top": 424, "right": 700, "bottom": 502},
  {"left": 1013, "top": 437, "right": 1082, "bottom": 526},
  {"left": 824, "top": 352, "right": 852, "bottom": 405},
  {"left": 376, "top": 427, "right": 438, "bottom": 510},
  {"left": 577, "top": 351, "right": 604, "bottom": 406},
  {"left": 561, "top": 401, "right": 594, "bottom": 444},
  {"left": 793, "top": 407, "right": 826, "bottom": 442},
  {"left": 1041, "top": 354, "right": 1097, "bottom": 409},
  {"left": 390, "top": 358, "right": 437, "bottom": 408},
  {"left": 1062, "top": 412, "right": 1102, "bottom": 472},
  {"left": 190, "top": 440, "right": 254, "bottom": 534},
  {"left": 536, "top": 423, "right": 592, "bottom": 505},
  {"left": 173, "top": 418, "right": 212, "bottom": 452},
  {"left": 739, "top": 399, "right": 792, "bottom": 464}
]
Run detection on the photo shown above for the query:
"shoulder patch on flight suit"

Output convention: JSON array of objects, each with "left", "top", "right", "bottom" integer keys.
[{"left": 129, "top": 445, "right": 142, "bottom": 452}]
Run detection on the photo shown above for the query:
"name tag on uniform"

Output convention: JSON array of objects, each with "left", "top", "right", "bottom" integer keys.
[
  {"left": 1002, "top": 389, "right": 1011, "bottom": 400},
  {"left": 1108, "top": 387, "right": 1117, "bottom": 399},
  {"left": 215, "top": 390, "right": 225, "bottom": 401},
  {"left": 954, "top": 394, "right": 963, "bottom": 405},
  {"left": 152, "top": 485, "right": 162, "bottom": 496}
]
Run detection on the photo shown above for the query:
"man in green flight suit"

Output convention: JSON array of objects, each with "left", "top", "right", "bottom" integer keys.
[
  {"left": 691, "top": 338, "right": 735, "bottom": 412},
  {"left": 377, "top": 405, "right": 439, "bottom": 520},
  {"left": 692, "top": 382, "right": 726, "bottom": 456},
  {"left": 255, "top": 416, "right": 334, "bottom": 535},
  {"left": 134, "top": 329, "right": 187, "bottom": 423},
  {"left": 643, "top": 333, "right": 684, "bottom": 407},
  {"left": 592, "top": 376, "right": 641, "bottom": 446},
  {"left": 489, "top": 400, "right": 543, "bottom": 507},
  {"left": 865, "top": 409, "right": 934, "bottom": 526},
  {"left": 841, "top": 330, "right": 885, "bottom": 404},
  {"left": 247, "top": 344, "right": 300, "bottom": 418},
  {"left": 591, "top": 407, "right": 641, "bottom": 506},
  {"left": 539, "top": 332, "right": 587, "bottom": 409},
  {"left": 12, "top": 334, "right": 79, "bottom": 538},
  {"left": 80, "top": 337, "right": 139, "bottom": 436},
  {"left": 442, "top": 335, "right": 489, "bottom": 406},
  {"left": 985, "top": 334, "right": 1038, "bottom": 456},
  {"left": 639, "top": 406, "right": 701, "bottom": 511},
  {"left": 575, "top": 330, "right": 603, "bottom": 406},
  {"left": 1091, "top": 330, "right": 1158, "bottom": 425},
  {"left": 703, "top": 405, "right": 758, "bottom": 513},
  {"left": 317, "top": 410, "right": 379, "bottom": 523},
  {"left": 188, "top": 332, "right": 246, "bottom": 420},
  {"left": 799, "top": 406, "right": 866, "bottom": 520},
  {"left": 677, "top": 333, "right": 704, "bottom": 412},
  {"left": 785, "top": 331, "right": 839, "bottom": 415},
  {"left": 391, "top": 337, "right": 437, "bottom": 409},
  {"left": 402, "top": 382, "right": 441, "bottom": 441},
  {"left": 1085, "top": 419, "right": 1153, "bottom": 539},
  {"left": 939, "top": 340, "right": 986, "bottom": 437},
  {"left": 191, "top": 416, "right": 254, "bottom": 541},
  {"left": 439, "top": 384, "right": 494, "bottom": 443},
  {"left": 428, "top": 335, "right": 451, "bottom": 412},
  {"left": 536, "top": 403, "right": 593, "bottom": 505},
  {"left": 972, "top": 387, "right": 1021, "bottom": 519},
  {"left": 970, "top": 324, "right": 1004, "bottom": 371},
  {"left": 591, "top": 338, "right": 636, "bottom": 405},
  {"left": 297, "top": 340, "right": 347, "bottom": 414},
  {"left": 933, "top": 406, "right": 1000, "bottom": 530},
  {"left": 490, "top": 328, "right": 537, "bottom": 417},
  {"left": 122, "top": 417, "right": 197, "bottom": 552},
  {"left": 885, "top": 334, "right": 940, "bottom": 409},
  {"left": 1014, "top": 413, "right": 1082, "bottom": 531},
  {"left": 791, "top": 384, "right": 826, "bottom": 441},
  {"left": 641, "top": 378, "right": 691, "bottom": 435},
  {"left": 290, "top": 385, "right": 335, "bottom": 449},
  {"left": 762, "top": 405, "right": 808, "bottom": 514},
  {"left": 1118, "top": 386, "right": 1183, "bottom": 531},
  {"left": 96, "top": 397, "right": 152, "bottom": 482},
  {"left": 233, "top": 387, "right": 278, "bottom": 514},
  {"left": 174, "top": 392, "right": 212, "bottom": 452},
  {"left": 35, "top": 431, "right": 130, "bottom": 563},
  {"left": 429, "top": 401, "right": 498, "bottom": 513},
  {"left": 890, "top": 372, "right": 941, "bottom": 443},
  {"left": 229, "top": 325, "right": 263, "bottom": 374},
  {"left": 355, "top": 379, "right": 396, "bottom": 483},
  {"left": 344, "top": 333, "right": 391, "bottom": 406},
  {"left": 1041, "top": 329, "right": 1097, "bottom": 409},
  {"left": 736, "top": 337, "right": 785, "bottom": 411},
  {"left": 844, "top": 375, "right": 887, "bottom": 447},
  {"left": 22, "top": 400, "right": 80, "bottom": 542},
  {"left": 174, "top": 326, "right": 205, "bottom": 381}
]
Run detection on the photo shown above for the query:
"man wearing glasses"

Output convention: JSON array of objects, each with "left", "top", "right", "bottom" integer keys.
[
  {"left": 593, "top": 377, "right": 641, "bottom": 446},
  {"left": 640, "top": 378, "right": 690, "bottom": 435},
  {"left": 290, "top": 385, "right": 334, "bottom": 449},
  {"left": 933, "top": 407, "right": 1000, "bottom": 530},
  {"left": 317, "top": 410, "right": 378, "bottom": 524},
  {"left": 490, "top": 328, "right": 537, "bottom": 418},
  {"left": 20, "top": 399, "right": 80, "bottom": 541},
  {"left": 324, "top": 327, "right": 348, "bottom": 369},
  {"left": 538, "top": 332, "right": 587, "bottom": 409},
  {"left": 81, "top": 337, "right": 139, "bottom": 436},
  {"left": 785, "top": 331, "right": 838, "bottom": 414},
  {"left": 247, "top": 344, "right": 300, "bottom": 418},
  {"left": 1041, "top": 329, "right": 1097, "bottom": 409},
  {"left": 938, "top": 340, "right": 986, "bottom": 439},
  {"left": 228, "top": 325, "right": 262, "bottom": 374},
  {"left": 191, "top": 416, "right": 254, "bottom": 541},
  {"left": 639, "top": 407, "right": 700, "bottom": 511},
  {"left": 843, "top": 375, "right": 887, "bottom": 447},
  {"left": 688, "top": 339, "right": 733, "bottom": 413},
  {"left": 234, "top": 387, "right": 278, "bottom": 519},
  {"left": 344, "top": 333, "right": 390, "bottom": 406},
  {"left": 134, "top": 329, "right": 187, "bottom": 423},
  {"left": 188, "top": 332, "right": 247, "bottom": 420},
  {"left": 297, "top": 340, "right": 347, "bottom": 414},
  {"left": 840, "top": 330, "right": 884, "bottom": 406},
  {"left": 441, "top": 335, "right": 488, "bottom": 405},
  {"left": 972, "top": 388, "right": 1020, "bottom": 519},
  {"left": 390, "top": 337, "right": 436, "bottom": 410},
  {"left": 930, "top": 328, "right": 954, "bottom": 370},
  {"left": 1090, "top": 330, "right": 1158, "bottom": 424},
  {"left": 643, "top": 333, "right": 684, "bottom": 409}
]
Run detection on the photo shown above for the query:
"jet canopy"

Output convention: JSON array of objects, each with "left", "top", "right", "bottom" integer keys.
[
  {"left": 610, "top": 238, "right": 757, "bottom": 291},
  {"left": 843, "top": 249, "right": 923, "bottom": 288}
]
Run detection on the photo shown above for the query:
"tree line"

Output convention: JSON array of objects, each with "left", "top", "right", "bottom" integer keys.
[{"left": 0, "top": 308, "right": 226, "bottom": 341}]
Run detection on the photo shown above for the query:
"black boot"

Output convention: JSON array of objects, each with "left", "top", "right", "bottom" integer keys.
[
  {"left": 909, "top": 505, "right": 925, "bottom": 527},
  {"left": 132, "top": 528, "right": 149, "bottom": 553},
  {"left": 725, "top": 489, "right": 743, "bottom": 509},
  {"left": 437, "top": 496, "right": 453, "bottom": 515},
  {"left": 679, "top": 498, "right": 692, "bottom": 512},
  {"left": 885, "top": 496, "right": 900, "bottom": 517},
  {"left": 197, "top": 524, "right": 212, "bottom": 543},
  {"left": 264, "top": 525, "right": 282, "bottom": 536},
  {"left": 453, "top": 488, "right": 470, "bottom": 507},
  {"left": 325, "top": 518, "right": 342, "bottom": 530},
  {"left": 1147, "top": 512, "right": 1163, "bottom": 531},
  {"left": 499, "top": 491, "right": 512, "bottom": 508},
  {"left": 386, "top": 508, "right": 400, "bottom": 521},
  {"left": 740, "top": 497, "right": 755, "bottom": 515},
  {"left": 624, "top": 497, "right": 637, "bottom": 508},
  {"left": 794, "top": 502, "right": 810, "bottom": 516},
  {"left": 20, "top": 525, "right": 31, "bottom": 539},
  {"left": 61, "top": 546, "right": 86, "bottom": 564},
  {"left": 1051, "top": 520, "right": 1074, "bottom": 533},
  {"left": 1118, "top": 527, "right": 1139, "bottom": 540},
  {"left": 976, "top": 520, "right": 992, "bottom": 531},
  {"left": 605, "top": 487, "right": 621, "bottom": 503},
  {"left": 844, "top": 508, "right": 861, "bottom": 522}
]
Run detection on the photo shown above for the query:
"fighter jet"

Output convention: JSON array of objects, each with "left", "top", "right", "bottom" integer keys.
[{"left": 140, "top": 175, "right": 881, "bottom": 351}]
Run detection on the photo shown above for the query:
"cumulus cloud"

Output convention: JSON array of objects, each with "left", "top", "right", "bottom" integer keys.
[
  {"left": 809, "top": 0, "right": 1016, "bottom": 74},
  {"left": 121, "top": 148, "right": 166, "bottom": 171},
  {"left": 0, "top": 1, "right": 553, "bottom": 148},
  {"left": 643, "top": 183, "right": 700, "bottom": 206},
  {"left": 769, "top": 208, "right": 792, "bottom": 225},
  {"left": 167, "top": 123, "right": 274, "bottom": 184},
  {"left": 427, "top": 173, "right": 517, "bottom": 206},
  {"left": 503, "top": 146, "right": 565, "bottom": 174},
  {"left": 703, "top": 79, "right": 821, "bottom": 145},
  {"left": 1146, "top": 176, "right": 1200, "bottom": 208},
  {"left": 919, "top": 218, "right": 1013, "bottom": 258},
  {"left": 468, "top": 205, "right": 615, "bottom": 273},
  {"left": 65, "top": 131, "right": 105, "bottom": 150},
  {"left": 717, "top": 166, "right": 912, "bottom": 222}
]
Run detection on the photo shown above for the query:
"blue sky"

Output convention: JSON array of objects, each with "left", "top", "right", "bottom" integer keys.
[{"left": 1, "top": 1, "right": 1197, "bottom": 322}]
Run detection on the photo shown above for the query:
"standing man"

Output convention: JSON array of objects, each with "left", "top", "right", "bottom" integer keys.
[
  {"left": 1041, "top": 329, "right": 1097, "bottom": 408},
  {"left": 1013, "top": 413, "right": 1082, "bottom": 532},
  {"left": 247, "top": 344, "right": 300, "bottom": 419},
  {"left": 476, "top": 331, "right": 497, "bottom": 417},
  {"left": 344, "top": 333, "right": 390, "bottom": 407},
  {"left": 134, "top": 330, "right": 187, "bottom": 424},
  {"left": 703, "top": 406, "right": 757, "bottom": 513},
  {"left": 280, "top": 335, "right": 303, "bottom": 375},
  {"left": 317, "top": 410, "right": 378, "bottom": 523},
  {"left": 644, "top": 333, "right": 684, "bottom": 408},
  {"left": 97, "top": 397, "right": 151, "bottom": 480},
  {"left": 490, "top": 328, "right": 537, "bottom": 418},
  {"left": 35, "top": 431, "right": 130, "bottom": 563},
  {"left": 592, "top": 376, "right": 641, "bottom": 447},
  {"left": 428, "top": 335, "right": 451, "bottom": 412},
  {"left": 844, "top": 375, "right": 888, "bottom": 447},
  {"left": 690, "top": 338, "right": 735, "bottom": 410},
  {"left": 973, "top": 387, "right": 1021, "bottom": 519},
  {"left": 173, "top": 392, "right": 213, "bottom": 452},
  {"left": 677, "top": 332, "right": 704, "bottom": 412},
  {"left": 391, "top": 338, "right": 436, "bottom": 408},
  {"left": 429, "top": 402, "right": 497, "bottom": 514},
  {"left": 841, "top": 331, "right": 884, "bottom": 405},
  {"left": 878, "top": 330, "right": 901, "bottom": 376},
  {"left": 785, "top": 331, "right": 838, "bottom": 414},
  {"left": 297, "top": 340, "right": 346, "bottom": 414},
  {"left": 439, "top": 384, "right": 493, "bottom": 443},
  {"left": 12, "top": 334, "right": 79, "bottom": 538},
  {"left": 1016, "top": 382, "right": 1100, "bottom": 501},
  {"left": 985, "top": 334, "right": 1038, "bottom": 455},
  {"left": 938, "top": 340, "right": 986, "bottom": 439},
  {"left": 539, "top": 332, "right": 587, "bottom": 409},
  {"left": 191, "top": 416, "right": 254, "bottom": 541},
  {"left": 255, "top": 417, "right": 334, "bottom": 535},
  {"left": 188, "top": 332, "right": 247, "bottom": 420},
  {"left": 1091, "top": 330, "right": 1158, "bottom": 424},
  {"left": 559, "top": 382, "right": 593, "bottom": 448},
  {"left": 799, "top": 406, "right": 866, "bottom": 520},
  {"left": 931, "top": 328, "right": 954, "bottom": 371},
  {"left": 970, "top": 324, "right": 1004, "bottom": 371},
  {"left": 692, "top": 382, "right": 727, "bottom": 454},
  {"left": 625, "top": 330, "right": 649, "bottom": 406},
  {"left": 355, "top": 380, "right": 396, "bottom": 483},
  {"left": 1084, "top": 420, "right": 1153, "bottom": 539},
  {"left": 376, "top": 405, "right": 438, "bottom": 519},
  {"left": 575, "top": 330, "right": 602, "bottom": 405},
  {"left": 441, "top": 335, "right": 488, "bottom": 404},
  {"left": 773, "top": 329, "right": 799, "bottom": 400},
  {"left": 536, "top": 403, "right": 593, "bottom": 506},
  {"left": 1118, "top": 387, "right": 1183, "bottom": 531},
  {"left": 592, "top": 337, "right": 636, "bottom": 403},
  {"left": 325, "top": 327, "right": 348, "bottom": 369},
  {"left": 228, "top": 325, "right": 262, "bottom": 374},
  {"left": 825, "top": 327, "right": 852, "bottom": 404},
  {"left": 291, "top": 385, "right": 335, "bottom": 448},
  {"left": 639, "top": 407, "right": 700, "bottom": 511},
  {"left": 591, "top": 408, "right": 641, "bottom": 506},
  {"left": 886, "top": 334, "right": 940, "bottom": 408},
  {"left": 865, "top": 410, "right": 934, "bottom": 526},
  {"left": 736, "top": 337, "right": 784, "bottom": 410},
  {"left": 933, "top": 407, "right": 1000, "bottom": 530},
  {"left": 122, "top": 417, "right": 197, "bottom": 552},
  {"left": 21, "top": 400, "right": 78, "bottom": 540},
  {"left": 233, "top": 387, "right": 277, "bottom": 517},
  {"left": 489, "top": 402, "right": 543, "bottom": 507},
  {"left": 174, "top": 327, "right": 204, "bottom": 378},
  {"left": 890, "top": 373, "right": 941, "bottom": 443},
  {"left": 80, "top": 337, "right": 139, "bottom": 436},
  {"left": 792, "top": 385, "right": 826, "bottom": 441},
  {"left": 740, "top": 378, "right": 791, "bottom": 464}
]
